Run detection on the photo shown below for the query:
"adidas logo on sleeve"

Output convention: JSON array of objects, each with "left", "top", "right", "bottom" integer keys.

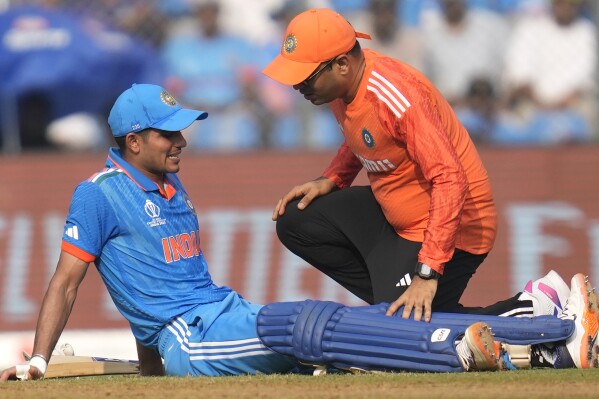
[{"left": 65, "top": 225, "right": 79, "bottom": 240}]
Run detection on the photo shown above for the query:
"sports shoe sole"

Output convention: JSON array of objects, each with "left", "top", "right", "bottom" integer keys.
[
  {"left": 570, "top": 274, "right": 599, "bottom": 368},
  {"left": 463, "top": 322, "right": 498, "bottom": 371}
]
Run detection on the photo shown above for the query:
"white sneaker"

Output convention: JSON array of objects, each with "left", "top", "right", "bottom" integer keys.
[
  {"left": 554, "top": 274, "right": 599, "bottom": 369},
  {"left": 518, "top": 270, "right": 570, "bottom": 317},
  {"left": 457, "top": 322, "right": 498, "bottom": 371}
]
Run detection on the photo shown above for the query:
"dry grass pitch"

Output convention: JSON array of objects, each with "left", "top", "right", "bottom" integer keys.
[{"left": 2, "top": 369, "right": 599, "bottom": 399}]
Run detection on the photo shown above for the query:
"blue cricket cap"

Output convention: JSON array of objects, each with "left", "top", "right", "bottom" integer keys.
[{"left": 108, "top": 83, "right": 208, "bottom": 137}]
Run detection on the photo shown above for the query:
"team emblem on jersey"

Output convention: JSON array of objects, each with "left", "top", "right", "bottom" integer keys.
[
  {"left": 145, "top": 199, "right": 166, "bottom": 227},
  {"left": 183, "top": 193, "right": 196, "bottom": 215},
  {"left": 362, "top": 128, "right": 375, "bottom": 148},
  {"left": 283, "top": 34, "right": 297, "bottom": 54},
  {"left": 160, "top": 90, "right": 177, "bottom": 106}
]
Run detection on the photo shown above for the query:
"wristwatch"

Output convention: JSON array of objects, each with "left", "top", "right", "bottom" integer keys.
[{"left": 415, "top": 262, "right": 441, "bottom": 280}]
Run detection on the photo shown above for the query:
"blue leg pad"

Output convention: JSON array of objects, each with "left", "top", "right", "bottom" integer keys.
[
  {"left": 342, "top": 302, "right": 573, "bottom": 345},
  {"left": 257, "top": 300, "right": 467, "bottom": 373},
  {"left": 428, "top": 313, "right": 572, "bottom": 345}
]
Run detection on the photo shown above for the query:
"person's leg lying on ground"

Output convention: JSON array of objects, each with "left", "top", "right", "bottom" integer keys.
[
  {"left": 439, "top": 260, "right": 571, "bottom": 318},
  {"left": 258, "top": 300, "right": 499, "bottom": 373},
  {"left": 257, "top": 275, "right": 599, "bottom": 374}
]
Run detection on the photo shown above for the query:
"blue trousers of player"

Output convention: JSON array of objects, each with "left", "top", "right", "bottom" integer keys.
[
  {"left": 276, "top": 186, "right": 522, "bottom": 315},
  {"left": 157, "top": 292, "right": 299, "bottom": 376}
]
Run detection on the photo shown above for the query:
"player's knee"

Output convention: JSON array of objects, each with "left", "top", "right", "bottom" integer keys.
[{"left": 275, "top": 200, "right": 304, "bottom": 244}]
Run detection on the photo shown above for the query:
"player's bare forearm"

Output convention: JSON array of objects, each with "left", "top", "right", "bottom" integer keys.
[
  {"left": 136, "top": 340, "right": 165, "bottom": 376},
  {"left": 33, "top": 285, "right": 77, "bottom": 361},
  {"left": 0, "top": 253, "right": 90, "bottom": 381},
  {"left": 32, "top": 252, "right": 90, "bottom": 361}
]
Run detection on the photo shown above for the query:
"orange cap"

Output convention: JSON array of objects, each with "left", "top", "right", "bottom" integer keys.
[{"left": 263, "top": 8, "right": 371, "bottom": 86}]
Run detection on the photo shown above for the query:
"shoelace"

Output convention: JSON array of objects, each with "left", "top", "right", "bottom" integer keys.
[{"left": 455, "top": 338, "right": 473, "bottom": 371}]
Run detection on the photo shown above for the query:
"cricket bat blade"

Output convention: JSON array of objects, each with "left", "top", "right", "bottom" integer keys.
[{"left": 45, "top": 356, "right": 139, "bottom": 378}]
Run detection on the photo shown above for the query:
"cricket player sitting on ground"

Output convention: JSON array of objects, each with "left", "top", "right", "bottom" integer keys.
[{"left": 1, "top": 85, "right": 597, "bottom": 381}]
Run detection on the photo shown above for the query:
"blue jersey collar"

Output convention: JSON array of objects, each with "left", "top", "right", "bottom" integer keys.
[{"left": 106, "top": 147, "right": 173, "bottom": 192}]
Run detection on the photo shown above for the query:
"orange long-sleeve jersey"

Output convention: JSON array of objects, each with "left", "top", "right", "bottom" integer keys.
[{"left": 322, "top": 49, "right": 497, "bottom": 273}]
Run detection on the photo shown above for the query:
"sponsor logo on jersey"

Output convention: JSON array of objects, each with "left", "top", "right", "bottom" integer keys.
[
  {"left": 362, "top": 128, "right": 375, "bottom": 148},
  {"left": 145, "top": 199, "right": 166, "bottom": 227},
  {"left": 162, "top": 230, "right": 201, "bottom": 263},
  {"left": 355, "top": 154, "right": 396, "bottom": 173},
  {"left": 431, "top": 328, "right": 451, "bottom": 343}
]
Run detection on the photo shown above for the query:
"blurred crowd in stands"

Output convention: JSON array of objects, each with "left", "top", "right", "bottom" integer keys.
[{"left": 0, "top": 0, "right": 597, "bottom": 152}]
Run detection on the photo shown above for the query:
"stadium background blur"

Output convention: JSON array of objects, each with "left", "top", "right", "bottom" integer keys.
[{"left": 1, "top": 0, "right": 599, "bottom": 369}]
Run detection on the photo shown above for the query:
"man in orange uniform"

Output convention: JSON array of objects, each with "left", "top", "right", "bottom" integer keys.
[{"left": 262, "top": 8, "right": 553, "bottom": 323}]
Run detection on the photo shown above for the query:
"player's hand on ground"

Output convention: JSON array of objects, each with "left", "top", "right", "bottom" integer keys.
[
  {"left": 272, "top": 177, "right": 337, "bottom": 220},
  {"left": 386, "top": 277, "right": 438, "bottom": 322},
  {"left": 0, "top": 366, "right": 16, "bottom": 381},
  {"left": 0, "top": 365, "right": 44, "bottom": 381}
]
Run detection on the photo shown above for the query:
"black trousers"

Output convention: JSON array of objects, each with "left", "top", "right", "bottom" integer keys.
[{"left": 276, "top": 186, "right": 523, "bottom": 315}]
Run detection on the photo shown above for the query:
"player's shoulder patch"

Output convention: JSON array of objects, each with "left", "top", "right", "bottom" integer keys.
[{"left": 88, "top": 168, "right": 124, "bottom": 186}]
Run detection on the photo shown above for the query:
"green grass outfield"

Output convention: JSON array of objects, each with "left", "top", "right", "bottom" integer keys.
[{"left": 2, "top": 369, "right": 599, "bottom": 399}]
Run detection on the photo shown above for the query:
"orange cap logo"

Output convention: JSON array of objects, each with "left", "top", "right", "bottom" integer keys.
[{"left": 283, "top": 34, "right": 297, "bottom": 54}]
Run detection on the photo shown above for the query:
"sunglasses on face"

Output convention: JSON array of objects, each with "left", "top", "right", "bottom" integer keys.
[{"left": 301, "top": 57, "right": 337, "bottom": 86}]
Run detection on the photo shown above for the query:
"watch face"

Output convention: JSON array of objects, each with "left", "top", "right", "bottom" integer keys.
[
  {"left": 420, "top": 264, "right": 432, "bottom": 277},
  {"left": 416, "top": 263, "right": 433, "bottom": 279}
]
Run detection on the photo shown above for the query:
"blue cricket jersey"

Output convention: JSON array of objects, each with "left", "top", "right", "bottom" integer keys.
[{"left": 61, "top": 148, "right": 233, "bottom": 347}]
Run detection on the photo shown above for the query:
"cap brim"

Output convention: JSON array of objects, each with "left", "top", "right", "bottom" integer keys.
[
  {"left": 262, "top": 53, "right": 321, "bottom": 86},
  {"left": 152, "top": 108, "right": 208, "bottom": 132}
]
